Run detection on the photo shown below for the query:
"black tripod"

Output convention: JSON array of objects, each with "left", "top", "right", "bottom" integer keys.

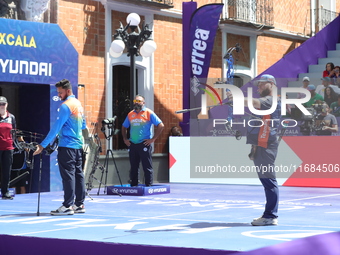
[{"left": 97, "top": 119, "right": 123, "bottom": 195}]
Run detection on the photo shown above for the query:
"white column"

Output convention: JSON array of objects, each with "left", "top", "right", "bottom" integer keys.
[
  {"left": 222, "top": 31, "right": 227, "bottom": 84},
  {"left": 250, "top": 35, "right": 257, "bottom": 77},
  {"left": 104, "top": 4, "right": 113, "bottom": 120}
]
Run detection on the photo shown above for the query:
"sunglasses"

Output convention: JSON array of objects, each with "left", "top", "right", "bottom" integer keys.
[
  {"left": 133, "top": 99, "right": 144, "bottom": 103},
  {"left": 0, "top": 103, "right": 6, "bottom": 106}
]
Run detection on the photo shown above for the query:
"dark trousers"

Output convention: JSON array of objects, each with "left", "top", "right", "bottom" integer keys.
[
  {"left": 57, "top": 147, "right": 85, "bottom": 207},
  {"left": 0, "top": 150, "right": 13, "bottom": 196},
  {"left": 253, "top": 142, "right": 279, "bottom": 219},
  {"left": 129, "top": 143, "right": 153, "bottom": 186}
]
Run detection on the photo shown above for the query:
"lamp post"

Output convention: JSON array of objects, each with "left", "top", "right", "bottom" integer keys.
[{"left": 110, "top": 13, "right": 157, "bottom": 108}]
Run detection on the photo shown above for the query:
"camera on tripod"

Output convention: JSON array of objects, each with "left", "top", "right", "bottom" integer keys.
[
  {"left": 102, "top": 116, "right": 117, "bottom": 127},
  {"left": 87, "top": 115, "right": 122, "bottom": 195},
  {"left": 101, "top": 116, "right": 119, "bottom": 140}
]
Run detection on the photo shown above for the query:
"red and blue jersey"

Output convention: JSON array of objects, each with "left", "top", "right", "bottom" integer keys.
[
  {"left": 41, "top": 95, "right": 86, "bottom": 149},
  {"left": 246, "top": 97, "right": 281, "bottom": 148},
  {"left": 0, "top": 112, "right": 15, "bottom": 150},
  {"left": 122, "top": 107, "right": 162, "bottom": 144}
]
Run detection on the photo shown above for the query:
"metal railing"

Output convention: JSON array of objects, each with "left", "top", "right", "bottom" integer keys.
[
  {"left": 225, "top": 0, "right": 274, "bottom": 27},
  {"left": 133, "top": 0, "right": 174, "bottom": 8},
  {"left": 314, "top": 8, "right": 339, "bottom": 32},
  {"left": 155, "top": 0, "right": 173, "bottom": 6}
]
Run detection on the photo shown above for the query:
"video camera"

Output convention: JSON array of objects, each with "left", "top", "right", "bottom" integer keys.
[
  {"left": 313, "top": 103, "right": 327, "bottom": 114},
  {"left": 291, "top": 104, "right": 328, "bottom": 136}
]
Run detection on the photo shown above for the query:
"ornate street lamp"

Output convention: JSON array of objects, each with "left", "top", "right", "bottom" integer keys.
[{"left": 110, "top": 13, "right": 157, "bottom": 108}]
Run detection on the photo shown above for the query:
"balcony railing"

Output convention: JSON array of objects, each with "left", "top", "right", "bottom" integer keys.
[
  {"left": 224, "top": 0, "right": 274, "bottom": 28},
  {"left": 314, "top": 8, "right": 339, "bottom": 33},
  {"left": 127, "top": 0, "right": 174, "bottom": 8}
]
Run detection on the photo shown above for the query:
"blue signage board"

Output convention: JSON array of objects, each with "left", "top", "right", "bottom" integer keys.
[
  {"left": 0, "top": 18, "right": 78, "bottom": 86},
  {"left": 0, "top": 18, "right": 79, "bottom": 192}
]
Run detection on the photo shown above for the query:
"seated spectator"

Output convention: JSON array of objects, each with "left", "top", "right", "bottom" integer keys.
[
  {"left": 315, "top": 103, "right": 338, "bottom": 136},
  {"left": 303, "top": 84, "right": 324, "bottom": 107},
  {"left": 323, "top": 62, "right": 335, "bottom": 77},
  {"left": 315, "top": 77, "right": 340, "bottom": 98},
  {"left": 330, "top": 94, "right": 340, "bottom": 117},
  {"left": 332, "top": 66, "right": 340, "bottom": 86},
  {"left": 297, "top": 76, "right": 310, "bottom": 99},
  {"left": 324, "top": 86, "right": 338, "bottom": 109}
]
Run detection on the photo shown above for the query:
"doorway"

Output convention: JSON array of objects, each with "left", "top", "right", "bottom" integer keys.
[{"left": 112, "top": 65, "right": 138, "bottom": 150}]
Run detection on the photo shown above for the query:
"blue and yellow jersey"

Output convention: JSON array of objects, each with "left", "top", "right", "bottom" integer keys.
[
  {"left": 41, "top": 95, "right": 86, "bottom": 149},
  {"left": 122, "top": 107, "right": 162, "bottom": 144}
]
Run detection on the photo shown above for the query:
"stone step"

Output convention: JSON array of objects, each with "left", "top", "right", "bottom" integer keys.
[
  {"left": 317, "top": 57, "right": 340, "bottom": 65},
  {"left": 298, "top": 72, "right": 324, "bottom": 79},
  {"left": 327, "top": 50, "right": 340, "bottom": 58},
  {"left": 287, "top": 78, "right": 323, "bottom": 88},
  {"left": 308, "top": 64, "right": 325, "bottom": 73},
  {"left": 291, "top": 44, "right": 340, "bottom": 90}
]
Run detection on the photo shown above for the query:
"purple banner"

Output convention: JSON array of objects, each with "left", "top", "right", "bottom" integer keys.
[
  {"left": 181, "top": 1, "right": 197, "bottom": 136},
  {"left": 189, "top": 4, "right": 223, "bottom": 118}
]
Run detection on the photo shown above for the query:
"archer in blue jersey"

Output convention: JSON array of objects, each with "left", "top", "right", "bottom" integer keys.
[{"left": 34, "top": 79, "right": 86, "bottom": 216}]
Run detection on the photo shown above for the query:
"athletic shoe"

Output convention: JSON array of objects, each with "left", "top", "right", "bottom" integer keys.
[
  {"left": 251, "top": 217, "right": 278, "bottom": 226},
  {"left": 72, "top": 204, "right": 86, "bottom": 213},
  {"left": 2, "top": 193, "right": 13, "bottom": 200},
  {"left": 50, "top": 205, "right": 74, "bottom": 216}
]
